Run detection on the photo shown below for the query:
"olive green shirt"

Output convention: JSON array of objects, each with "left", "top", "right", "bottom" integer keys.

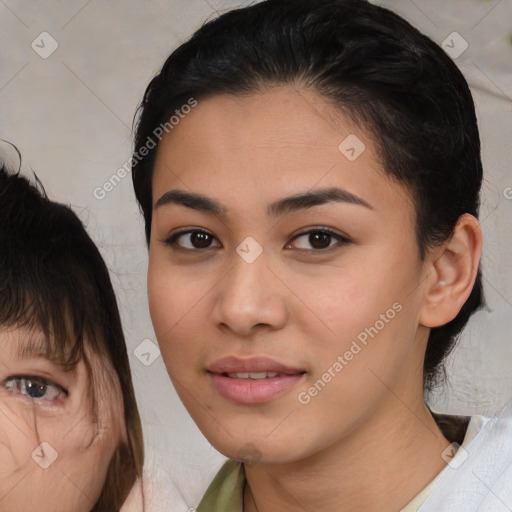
[{"left": 196, "top": 459, "right": 439, "bottom": 512}]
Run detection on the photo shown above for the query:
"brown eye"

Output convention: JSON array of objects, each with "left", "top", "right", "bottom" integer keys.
[
  {"left": 308, "top": 231, "right": 331, "bottom": 249},
  {"left": 288, "top": 228, "right": 350, "bottom": 251},
  {"left": 165, "top": 230, "right": 221, "bottom": 250},
  {"left": 190, "top": 232, "right": 213, "bottom": 248}
]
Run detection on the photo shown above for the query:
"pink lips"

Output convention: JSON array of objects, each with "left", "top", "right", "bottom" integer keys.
[{"left": 208, "top": 356, "right": 305, "bottom": 404}]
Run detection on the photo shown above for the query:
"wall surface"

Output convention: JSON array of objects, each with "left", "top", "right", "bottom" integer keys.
[{"left": 1, "top": 0, "right": 511, "bottom": 509}]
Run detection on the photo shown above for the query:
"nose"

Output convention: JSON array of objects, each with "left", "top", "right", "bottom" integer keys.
[{"left": 211, "top": 250, "right": 288, "bottom": 337}]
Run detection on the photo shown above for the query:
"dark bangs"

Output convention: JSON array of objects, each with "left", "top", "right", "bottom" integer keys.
[
  {"left": 1, "top": 163, "right": 144, "bottom": 509},
  {"left": 0, "top": 167, "right": 105, "bottom": 365}
]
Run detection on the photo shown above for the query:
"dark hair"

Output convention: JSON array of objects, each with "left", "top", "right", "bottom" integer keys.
[
  {"left": 0, "top": 160, "right": 144, "bottom": 511},
  {"left": 131, "top": 0, "right": 484, "bottom": 392}
]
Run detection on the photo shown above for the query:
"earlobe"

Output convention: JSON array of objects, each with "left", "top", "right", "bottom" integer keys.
[{"left": 419, "top": 214, "right": 482, "bottom": 328}]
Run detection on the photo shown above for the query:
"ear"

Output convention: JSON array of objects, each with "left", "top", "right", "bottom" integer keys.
[{"left": 419, "top": 213, "right": 482, "bottom": 328}]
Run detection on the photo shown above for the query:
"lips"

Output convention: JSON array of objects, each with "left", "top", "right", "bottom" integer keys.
[
  {"left": 208, "top": 356, "right": 305, "bottom": 404},
  {"left": 209, "top": 356, "right": 304, "bottom": 375}
]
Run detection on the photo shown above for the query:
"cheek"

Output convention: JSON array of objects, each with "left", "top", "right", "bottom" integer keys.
[
  {"left": 44, "top": 404, "right": 122, "bottom": 510},
  {"left": 0, "top": 399, "right": 78, "bottom": 473},
  {"left": 0, "top": 413, "right": 33, "bottom": 475},
  {"left": 59, "top": 382, "right": 125, "bottom": 507},
  {"left": 57, "top": 423, "right": 120, "bottom": 505},
  {"left": 314, "top": 276, "right": 367, "bottom": 329},
  {"left": 148, "top": 253, "right": 209, "bottom": 343},
  {"left": 289, "top": 249, "right": 421, "bottom": 383},
  {"left": 287, "top": 260, "right": 389, "bottom": 343},
  {"left": 0, "top": 405, "right": 111, "bottom": 512}
]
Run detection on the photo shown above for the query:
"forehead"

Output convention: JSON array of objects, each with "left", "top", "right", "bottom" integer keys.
[
  {"left": 0, "top": 325, "right": 55, "bottom": 357},
  {"left": 0, "top": 325, "right": 76, "bottom": 368},
  {"left": 152, "top": 87, "right": 413, "bottom": 222},
  {"left": 155, "top": 87, "right": 371, "bottom": 177}
]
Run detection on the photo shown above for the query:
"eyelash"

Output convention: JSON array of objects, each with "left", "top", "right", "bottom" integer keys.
[
  {"left": 162, "top": 227, "right": 351, "bottom": 253},
  {"left": 3, "top": 375, "right": 68, "bottom": 403}
]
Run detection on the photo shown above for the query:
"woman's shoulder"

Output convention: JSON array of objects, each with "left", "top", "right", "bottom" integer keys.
[
  {"left": 418, "top": 414, "right": 512, "bottom": 512},
  {"left": 195, "top": 459, "right": 245, "bottom": 512},
  {"left": 122, "top": 459, "right": 244, "bottom": 512},
  {"left": 120, "top": 470, "right": 191, "bottom": 512}
]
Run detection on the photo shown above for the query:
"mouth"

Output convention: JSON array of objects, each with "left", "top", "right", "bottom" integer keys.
[
  {"left": 225, "top": 371, "right": 282, "bottom": 379},
  {"left": 207, "top": 356, "right": 306, "bottom": 404}
]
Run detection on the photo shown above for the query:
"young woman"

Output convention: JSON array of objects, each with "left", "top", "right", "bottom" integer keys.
[
  {"left": 0, "top": 156, "right": 144, "bottom": 511},
  {"left": 131, "top": 0, "right": 512, "bottom": 510}
]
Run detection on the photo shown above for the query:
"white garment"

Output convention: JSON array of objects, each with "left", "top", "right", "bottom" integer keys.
[
  {"left": 124, "top": 415, "right": 512, "bottom": 511},
  {"left": 120, "top": 460, "right": 190, "bottom": 512},
  {"left": 418, "top": 415, "right": 512, "bottom": 511}
]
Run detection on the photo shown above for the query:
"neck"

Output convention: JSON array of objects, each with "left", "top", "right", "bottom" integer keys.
[{"left": 243, "top": 399, "right": 452, "bottom": 512}]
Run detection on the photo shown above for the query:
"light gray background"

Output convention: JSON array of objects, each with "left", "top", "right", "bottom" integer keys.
[{"left": 1, "top": 0, "right": 511, "bottom": 509}]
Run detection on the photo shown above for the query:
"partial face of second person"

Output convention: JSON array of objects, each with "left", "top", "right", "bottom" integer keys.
[
  {"left": 0, "top": 325, "right": 126, "bottom": 511},
  {"left": 147, "top": 86, "right": 444, "bottom": 464}
]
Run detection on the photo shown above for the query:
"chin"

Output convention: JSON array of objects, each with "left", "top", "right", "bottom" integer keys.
[{"left": 203, "top": 430, "right": 305, "bottom": 466}]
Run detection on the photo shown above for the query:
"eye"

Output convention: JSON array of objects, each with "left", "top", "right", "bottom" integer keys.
[
  {"left": 286, "top": 228, "right": 351, "bottom": 251},
  {"left": 3, "top": 376, "right": 67, "bottom": 402},
  {"left": 163, "top": 229, "right": 222, "bottom": 250}
]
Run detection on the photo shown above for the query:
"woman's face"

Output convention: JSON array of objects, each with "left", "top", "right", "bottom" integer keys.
[
  {"left": 148, "top": 87, "right": 434, "bottom": 464},
  {"left": 0, "top": 326, "right": 125, "bottom": 511}
]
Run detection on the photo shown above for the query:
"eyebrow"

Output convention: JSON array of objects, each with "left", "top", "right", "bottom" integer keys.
[
  {"left": 12, "top": 334, "right": 76, "bottom": 369},
  {"left": 154, "top": 187, "right": 373, "bottom": 217}
]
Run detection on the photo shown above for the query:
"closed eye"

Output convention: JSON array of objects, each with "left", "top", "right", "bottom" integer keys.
[{"left": 3, "top": 375, "right": 68, "bottom": 403}]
